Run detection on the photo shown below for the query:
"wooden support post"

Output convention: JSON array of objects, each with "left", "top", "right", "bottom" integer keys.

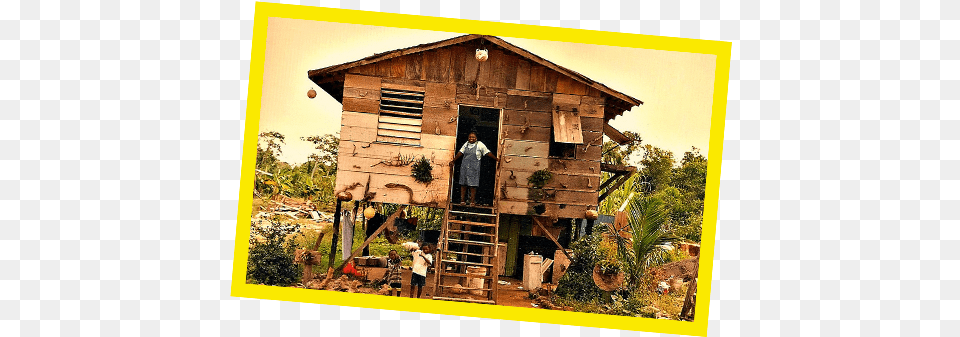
[
  {"left": 585, "top": 218, "right": 595, "bottom": 237},
  {"left": 598, "top": 170, "right": 635, "bottom": 202},
  {"left": 680, "top": 260, "right": 699, "bottom": 320},
  {"left": 328, "top": 201, "right": 342, "bottom": 269},
  {"left": 532, "top": 216, "right": 571, "bottom": 260},
  {"left": 598, "top": 172, "right": 624, "bottom": 191}
]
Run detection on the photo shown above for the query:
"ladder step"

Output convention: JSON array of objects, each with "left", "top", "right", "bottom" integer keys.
[
  {"left": 439, "top": 271, "right": 495, "bottom": 279},
  {"left": 437, "top": 285, "right": 492, "bottom": 291},
  {"left": 447, "top": 238, "right": 496, "bottom": 246},
  {"left": 440, "top": 250, "right": 495, "bottom": 258},
  {"left": 440, "top": 259, "right": 493, "bottom": 268},
  {"left": 449, "top": 210, "right": 497, "bottom": 217},
  {"left": 447, "top": 229, "right": 496, "bottom": 237},
  {"left": 451, "top": 204, "right": 496, "bottom": 210},
  {"left": 430, "top": 296, "right": 496, "bottom": 304},
  {"left": 448, "top": 219, "right": 497, "bottom": 227}
]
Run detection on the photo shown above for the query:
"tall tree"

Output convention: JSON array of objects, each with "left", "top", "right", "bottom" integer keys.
[
  {"left": 638, "top": 144, "right": 675, "bottom": 193},
  {"left": 601, "top": 131, "right": 643, "bottom": 166},
  {"left": 257, "top": 131, "right": 286, "bottom": 171},
  {"left": 302, "top": 133, "right": 340, "bottom": 177}
]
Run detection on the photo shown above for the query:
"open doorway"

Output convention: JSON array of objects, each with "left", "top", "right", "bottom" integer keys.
[{"left": 451, "top": 105, "right": 501, "bottom": 206}]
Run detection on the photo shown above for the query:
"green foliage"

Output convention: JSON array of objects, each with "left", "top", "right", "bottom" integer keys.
[
  {"left": 408, "top": 205, "right": 444, "bottom": 231},
  {"left": 527, "top": 169, "right": 553, "bottom": 201},
  {"left": 638, "top": 145, "right": 675, "bottom": 193},
  {"left": 253, "top": 132, "right": 339, "bottom": 212},
  {"left": 600, "top": 146, "right": 708, "bottom": 244},
  {"left": 410, "top": 156, "right": 434, "bottom": 184},
  {"left": 527, "top": 169, "right": 553, "bottom": 188},
  {"left": 614, "top": 196, "right": 679, "bottom": 288},
  {"left": 247, "top": 220, "right": 302, "bottom": 286},
  {"left": 301, "top": 133, "right": 340, "bottom": 175},
  {"left": 662, "top": 245, "right": 692, "bottom": 264},
  {"left": 555, "top": 226, "right": 608, "bottom": 302},
  {"left": 601, "top": 131, "right": 642, "bottom": 166}
]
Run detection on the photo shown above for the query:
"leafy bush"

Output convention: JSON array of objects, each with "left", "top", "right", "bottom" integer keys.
[
  {"left": 556, "top": 225, "right": 608, "bottom": 302},
  {"left": 247, "top": 220, "right": 302, "bottom": 286}
]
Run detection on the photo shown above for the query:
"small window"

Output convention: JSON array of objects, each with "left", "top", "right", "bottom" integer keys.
[
  {"left": 376, "top": 87, "right": 425, "bottom": 145},
  {"left": 549, "top": 132, "right": 577, "bottom": 159}
]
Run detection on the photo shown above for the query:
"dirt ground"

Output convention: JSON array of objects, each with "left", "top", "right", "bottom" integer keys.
[{"left": 363, "top": 267, "right": 539, "bottom": 308}]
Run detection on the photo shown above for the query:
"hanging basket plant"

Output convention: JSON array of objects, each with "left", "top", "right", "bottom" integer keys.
[
  {"left": 527, "top": 169, "right": 553, "bottom": 201},
  {"left": 410, "top": 156, "right": 434, "bottom": 184},
  {"left": 527, "top": 169, "right": 553, "bottom": 188}
]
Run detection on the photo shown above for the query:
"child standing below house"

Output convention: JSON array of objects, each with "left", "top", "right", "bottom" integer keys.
[
  {"left": 451, "top": 131, "right": 499, "bottom": 206},
  {"left": 409, "top": 243, "right": 434, "bottom": 299},
  {"left": 382, "top": 249, "right": 403, "bottom": 297}
]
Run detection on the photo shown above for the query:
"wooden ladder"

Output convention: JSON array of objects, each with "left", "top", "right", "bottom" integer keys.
[{"left": 432, "top": 203, "right": 500, "bottom": 304}]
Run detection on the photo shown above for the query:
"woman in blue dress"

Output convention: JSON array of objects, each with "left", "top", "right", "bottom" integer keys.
[{"left": 450, "top": 131, "right": 499, "bottom": 206}]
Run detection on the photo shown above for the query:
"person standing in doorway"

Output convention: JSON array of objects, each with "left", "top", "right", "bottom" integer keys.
[{"left": 451, "top": 131, "right": 498, "bottom": 206}]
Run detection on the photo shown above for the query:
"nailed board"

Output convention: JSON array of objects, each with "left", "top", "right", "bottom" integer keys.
[
  {"left": 344, "top": 73, "right": 381, "bottom": 90},
  {"left": 502, "top": 187, "right": 597, "bottom": 206},
  {"left": 548, "top": 158, "right": 601, "bottom": 176},
  {"left": 552, "top": 109, "right": 584, "bottom": 144},
  {"left": 498, "top": 200, "right": 595, "bottom": 219},
  {"left": 341, "top": 111, "right": 380, "bottom": 128},
  {"left": 580, "top": 116, "right": 603, "bottom": 133},
  {"left": 515, "top": 59, "right": 531, "bottom": 90},
  {"left": 501, "top": 171, "right": 600, "bottom": 190},
  {"left": 334, "top": 170, "right": 449, "bottom": 207},
  {"left": 456, "top": 83, "right": 507, "bottom": 108},
  {"left": 340, "top": 125, "right": 377, "bottom": 143},
  {"left": 505, "top": 94, "right": 552, "bottom": 112},
  {"left": 501, "top": 139, "right": 549, "bottom": 157},
  {"left": 342, "top": 96, "right": 379, "bottom": 114},
  {"left": 502, "top": 125, "right": 551, "bottom": 142},
  {"left": 502, "top": 110, "right": 553, "bottom": 128},
  {"left": 500, "top": 155, "right": 549, "bottom": 172},
  {"left": 553, "top": 93, "right": 581, "bottom": 111},
  {"left": 343, "top": 86, "right": 380, "bottom": 100},
  {"left": 337, "top": 155, "right": 453, "bottom": 178}
]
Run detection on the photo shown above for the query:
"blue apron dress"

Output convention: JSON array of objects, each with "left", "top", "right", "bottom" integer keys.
[{"left": 459, "top": 142, "right": 481, "bottom": 187}]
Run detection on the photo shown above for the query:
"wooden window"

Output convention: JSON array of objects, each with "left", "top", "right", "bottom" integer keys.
[
  {"left": 550, "top": 105, "right": 582, "bottom": 159},
  {"left": 376, "top": 87, "right": 425, "bottom": 145}
]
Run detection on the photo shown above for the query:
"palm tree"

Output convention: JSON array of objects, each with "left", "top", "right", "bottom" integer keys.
[{"left": 613, "top": 195, "right": 679, "bottom": 289}]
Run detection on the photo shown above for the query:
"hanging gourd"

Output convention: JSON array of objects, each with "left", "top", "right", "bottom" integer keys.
[
  {"left": 363, "top": 207, "right": 377, "bottom": 220},
  {"left": 475, "top": 48, "right": 489, "bottom": 62},
  {"left": 307, "top": 88, "right": 317, "bottom": 99}
]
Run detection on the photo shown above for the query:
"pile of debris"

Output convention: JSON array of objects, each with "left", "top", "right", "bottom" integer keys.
[
  {"left": 304, "top": 273, "right": 374, "bottom": 294},
  {"left": 650, "top": 257, "right": 698, "bottom": 285},
  {"left": 253, "top": 198, "right": 335, "bottom": 223}
]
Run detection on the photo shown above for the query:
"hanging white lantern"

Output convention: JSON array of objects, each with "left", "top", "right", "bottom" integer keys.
[{"left": 475, "top": 48, "right": 489, "bottom": 62}]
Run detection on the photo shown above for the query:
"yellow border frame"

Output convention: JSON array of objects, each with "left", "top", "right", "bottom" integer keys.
[{"left": 232, "top": 3, "right": 730, "bottom": 335}]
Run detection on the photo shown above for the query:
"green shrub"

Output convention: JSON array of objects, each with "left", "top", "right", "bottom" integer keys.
[
  {"left": 247, "top": 220, "right": 302, "bottom": 286},
  {"left": 556, "top": 225, "right": 607, "bottom": 302}
]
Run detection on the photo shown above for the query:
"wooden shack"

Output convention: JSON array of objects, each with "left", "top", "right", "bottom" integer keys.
[{"left": 309, "top": 35, "right": 641, "bottom": 303}]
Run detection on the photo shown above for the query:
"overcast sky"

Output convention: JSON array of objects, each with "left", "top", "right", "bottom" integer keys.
[{"left": 258, "top": 18, "right": 717, "bottom": 165}]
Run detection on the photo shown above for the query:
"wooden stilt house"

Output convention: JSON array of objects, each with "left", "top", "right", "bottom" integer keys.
[{"left": 308, "top": 35, "right": 642, "bottom": 304}]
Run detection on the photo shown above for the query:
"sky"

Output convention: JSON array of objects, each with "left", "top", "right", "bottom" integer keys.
[{"left": 258, "top": 18, "right": 717, "bottom": 165}]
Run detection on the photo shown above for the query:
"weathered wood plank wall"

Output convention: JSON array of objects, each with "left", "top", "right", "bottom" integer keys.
[{"left": 336, "top": 43, "right": 608, "bottom": 217}]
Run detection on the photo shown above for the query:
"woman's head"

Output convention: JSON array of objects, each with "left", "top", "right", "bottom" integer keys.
[
  {"left": 388, "top": 249, "right": 399, "bottom": 260},
  {"left": 467, "top": 132, "right": 478, "bottom": 143}
]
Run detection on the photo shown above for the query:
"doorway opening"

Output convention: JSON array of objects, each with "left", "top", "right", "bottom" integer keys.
[{"left": 451, "top": 105, "right": 501, "bottom": 206}]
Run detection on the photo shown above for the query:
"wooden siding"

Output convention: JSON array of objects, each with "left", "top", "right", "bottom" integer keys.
[{"left": 337, "top": 45, "right": 613, "bottom": 217}]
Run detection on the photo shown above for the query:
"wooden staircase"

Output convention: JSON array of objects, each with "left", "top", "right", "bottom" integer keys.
[{"left": 432, "top": 203, "right": 500, "bottom": 304}]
